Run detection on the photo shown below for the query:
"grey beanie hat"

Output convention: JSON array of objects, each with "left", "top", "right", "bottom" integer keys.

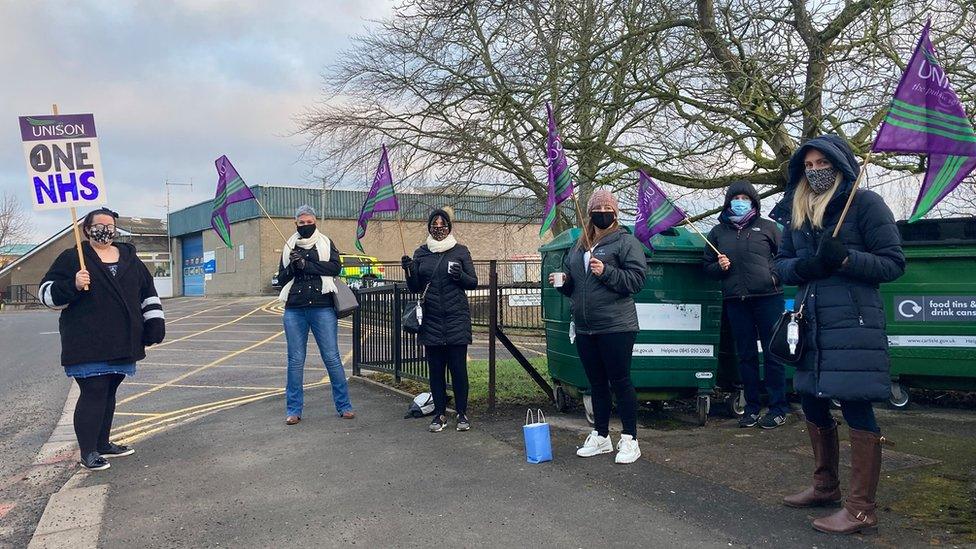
[{"left": 295, "top": 204, "right": 317, "bottom": 219}]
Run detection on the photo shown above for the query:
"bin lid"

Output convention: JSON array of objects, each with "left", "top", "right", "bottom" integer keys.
[
  {"left": 540, "top": 225, "right": 706, "bottom": 259},
  {"left": 897, "top": 217, "right": 976, "bottom": 247}
]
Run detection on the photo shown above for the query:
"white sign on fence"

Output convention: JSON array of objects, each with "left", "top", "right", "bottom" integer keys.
[
  {"left": 508, "top": 292, "right": 541, "bottom": 307},
  {"left": 888, "top": 335, "right": 976, "bottom": 348},
  {"left": 636, "top": 303, "right": 702, "bottom": 331},
  {"left": 19, "top": 113, "right": 107, "bottom": 211}
]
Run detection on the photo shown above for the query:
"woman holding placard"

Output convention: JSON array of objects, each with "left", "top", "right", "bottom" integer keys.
[
  {"left": 40, "top": 207, "right": 166, "bottom": 471},
  {"left": 402, "top": 209, "right": 477, "bottom": 433},
  {"left": 549, "top": 189, "right": 647, "bottom": 465}
]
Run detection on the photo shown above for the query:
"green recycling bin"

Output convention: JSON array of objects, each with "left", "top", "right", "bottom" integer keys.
[
  {"left": 781, "top": 217, "right": 976, "bottom": 408},
  {"left": 541, "top": 226, "right": 738, "bottom": 426}
]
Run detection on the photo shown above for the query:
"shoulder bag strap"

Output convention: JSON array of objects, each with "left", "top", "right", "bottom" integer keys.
[{"left": 419, "top": 254, "right": 447, "bottom": 302}]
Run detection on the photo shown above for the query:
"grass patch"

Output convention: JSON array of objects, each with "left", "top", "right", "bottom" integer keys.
[{"left": 361, "top": 357, "right": 552, "bottom": 410}]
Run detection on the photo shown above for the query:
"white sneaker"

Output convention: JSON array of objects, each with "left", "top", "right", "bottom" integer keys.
[
  {"left": 576, "top": 430, "right": 613, "bottom": 457},
  {"left": 615, "top": 434, "right": 641, "bottom": 464}
]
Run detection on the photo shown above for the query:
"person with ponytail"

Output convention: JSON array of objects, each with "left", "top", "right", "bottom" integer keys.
[
  {"left": 771, "top": 135, "right": 905, "bottom": 535},
  {"left": 278, "top": 205, "right": 354, "bottom": 425},
  {"left": 548, "top": 189, "right": 647, "bottom": 464},
  {"left": 39, "top": 207, "right": 165, "bottom": 470},
  {"left": 402, "top": 209, "right": 477, "bottom": 433}
]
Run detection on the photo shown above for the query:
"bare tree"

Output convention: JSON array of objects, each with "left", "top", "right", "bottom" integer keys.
[
  {"left": 298, "top": 0, "right": 976, "bottom": 230},
  {"left": 0, "top": 192, "right": 32, "bottom": 256}
]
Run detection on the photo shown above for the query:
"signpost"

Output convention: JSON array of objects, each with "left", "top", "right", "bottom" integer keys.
[{"left": 19, "top": 105, "right": 107, "bottom": 290}]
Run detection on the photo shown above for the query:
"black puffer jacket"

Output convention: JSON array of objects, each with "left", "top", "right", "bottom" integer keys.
[
  {"left": 277, "top": 241, "right": 342, "bottom": 309},
  {"left": 703, "top": 181, "right": 783, "bottom": 300},
  {"left": 405, "top": 243, "right": 477, "bottom": 346},
  {"left": 772, "top": 135, "right": 906, "bottom": 402},
  {"left": 556, "top": 228, "right": 647, "bottom": 335},
  {"left": 40, "top": 242, "right": 165, "bottom": 367}
]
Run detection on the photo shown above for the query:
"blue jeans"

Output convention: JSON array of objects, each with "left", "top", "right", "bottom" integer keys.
[
  {"left": 725, "top": 294, "right": 789, "bottom": 416},
  {"left": 283, "top": 306, "right": 352, "bottom": 417},
  {"left": 801, "top": 394, "right": 879, "bottom": 433}
]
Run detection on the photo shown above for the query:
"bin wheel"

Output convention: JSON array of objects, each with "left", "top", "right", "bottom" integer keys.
[
  {"left": 830, "top": 399, "right": 842, "bottom": 410},
  {"left": 888, "top": 383, "right": 911, "bottom": 409},
  {"left": 696, "top": 395, "right": 710, "bottom": 426},
  {"left": 583, "top": 394, "right": 595, "bottom": 426},
  {"left": 725, "top": 389, "right": 746, "bottom": 418},
  {"left": 554, "top": 384, "right": 571, "bottom": 413}
]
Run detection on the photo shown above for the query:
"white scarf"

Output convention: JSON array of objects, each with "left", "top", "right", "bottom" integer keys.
[
  {"left": 278, "top": 230, "right": 338, "bottom": 303},
  {"left": 426, "top": 233, "right": 457, "bottom": 253}
]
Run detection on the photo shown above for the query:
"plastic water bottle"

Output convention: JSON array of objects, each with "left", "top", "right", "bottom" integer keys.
[
  {"left": 569, "top": 320, "right": 576, "bottom": 344},
  {"left": 416, "top": 304, "right": 424, "bottom": 325},
  {"left": 787, "top": 317, "right": 799, "bottom": 356}
]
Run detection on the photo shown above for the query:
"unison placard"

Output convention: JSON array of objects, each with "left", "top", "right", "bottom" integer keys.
[{"left": 19, "top": 113, "right": 107, "bottom": 211}]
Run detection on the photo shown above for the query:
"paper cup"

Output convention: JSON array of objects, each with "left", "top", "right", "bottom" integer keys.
[
  {"left": 552, "top": 272, "right": 566, "bottom": 287},
  {"left": 447, "top": 261, "right": 459, "bottom": 272}
]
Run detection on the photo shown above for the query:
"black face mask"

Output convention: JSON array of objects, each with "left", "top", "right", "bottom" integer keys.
[
  {"left": 590, "top": 211, "right": 615, "bottom": 230},
  {"left": 297, "top": 224, "right": 316, "bottom": 238}
]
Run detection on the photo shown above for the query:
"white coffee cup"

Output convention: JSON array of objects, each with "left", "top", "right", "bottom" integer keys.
[
  {"left": 447, "top": 261, "right": 459, "bottom": 273},
  {"left": 552, "top": 272, "right": 566, "bottom": 287}
]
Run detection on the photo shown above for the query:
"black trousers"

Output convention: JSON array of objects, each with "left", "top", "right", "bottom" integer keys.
[
  {"left": 575, "top": 332, "right": 638, "bottom": 438},
  {"left": 425, "top": 344, "right": 469, "bottom": 416},
  {"left": 73, "top": 373, "right": 125, "bottom": 456},
  {"left": 801, "top": 394, "right": 879, "bottom": 433}
]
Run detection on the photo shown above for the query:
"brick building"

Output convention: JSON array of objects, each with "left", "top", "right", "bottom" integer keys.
[{"left": 168, "top": 186, "right": 547, "bottom": 297}]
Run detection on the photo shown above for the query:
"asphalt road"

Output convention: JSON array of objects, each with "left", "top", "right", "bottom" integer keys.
[{"left": 0, "top": 309, "right": 72, "bottom": 545}]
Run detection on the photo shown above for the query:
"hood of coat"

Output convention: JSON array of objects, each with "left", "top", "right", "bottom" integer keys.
[
  {"left": 719, "top": 180, "right": 761, "bottom": 225},
  {"left": 770, "top": 134, "right": 861, "bottom": 225}
]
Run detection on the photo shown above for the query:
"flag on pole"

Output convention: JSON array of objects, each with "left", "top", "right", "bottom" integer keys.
[
  {"left": 355, "top": 145, "right": 400, "bottom": 253},
  {"left": 540, "top": 103, "right": 574, "bottom": 237},
  {"left": 633, "top": 170, "right": 686, "bottom": 249},
  {"left": 211, "top": 155, "right": 256, "bottom": 248},
  {"left": 872, "top": 20, "right": 976, "bottom": 222}
]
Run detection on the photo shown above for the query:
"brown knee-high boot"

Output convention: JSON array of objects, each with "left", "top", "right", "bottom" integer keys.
[
  {"left": 813, "top": 429, "right": 883, "bottom": 534},
  {"left": 783, "top": 421, "right": 842, "bottom": 508}
]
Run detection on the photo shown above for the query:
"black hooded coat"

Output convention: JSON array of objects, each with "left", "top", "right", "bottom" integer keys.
[
  {"left": 703, "top": 180, "right": 783, "bottom": 300},
  {"left": 771, "top": 135, "right": 906, "bottom": 402}
]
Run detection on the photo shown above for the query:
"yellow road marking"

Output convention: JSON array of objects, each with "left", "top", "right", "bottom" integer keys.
[
  {"left": 151, "top": 301, "right": 276, "bottom": 349},
  {"left": 125, "top": 382, "right": 284, "bottom": 391},
  {"left": 116, "top": 388, "right": 291, "bottom": 433},
  {"left": 118, "top": 331, "right": 284, "bottom": 405},
  {"left": 167, "top": 299, "right": 249, "bottom": 323},
  {"left": 114, "top": 412, "right": 163, "bottom": 417}
]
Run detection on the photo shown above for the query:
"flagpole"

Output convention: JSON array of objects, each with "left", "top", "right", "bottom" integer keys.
[
  {"left": 682, "top": 217, "right": 721, "bottom": 256},
  {"left": 396, "top": 214, "right": 407, "bottom": 256},
  {"left": 571, "top": 192, "right": 591, "bottom": 250},
  {"left": 832, "top": 152, "right": 873, "bottom": 238},
  {"left": 252, "top": 191, "right": 290, "bottom": 245}
]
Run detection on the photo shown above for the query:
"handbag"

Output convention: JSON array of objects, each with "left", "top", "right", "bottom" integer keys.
[
  {"left": 402, "top": 254, "right": 445, "bottom": 334},
  {"left": 523, "top": 409, "right": 553, "bottom": 464},
  {"left": 332, "top": 279, "right": 359, "bottom": 319},
  {"left": 768, "top": 284, "right": 810, "bottom": 364}
]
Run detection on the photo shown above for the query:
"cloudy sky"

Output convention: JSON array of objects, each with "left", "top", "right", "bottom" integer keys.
[{"left": 1, "top": 0, "right": 391, "bottom": 241}]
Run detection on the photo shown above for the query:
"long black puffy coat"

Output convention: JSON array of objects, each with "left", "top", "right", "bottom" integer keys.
[
  {"left": 703, "top": 180, "right": 783, "bottom": 300},
  {"left": 406, "top": 243, "right": 478, "bottom": 346},
  {"left": 771, "top": 135, "right": 906, "bottom": 402}
]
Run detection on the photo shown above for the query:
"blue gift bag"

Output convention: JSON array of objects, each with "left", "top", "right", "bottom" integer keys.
[{"left": 523, "top": 409, "right": 553, "bottom": 464}]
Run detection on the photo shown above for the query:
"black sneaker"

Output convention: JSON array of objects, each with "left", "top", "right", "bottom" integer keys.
[
  {"left": 738, "top": 413, "right": 760, "bottom": 428},
  {"left": 79, "top": 452, "right": 111, "bottom": 471},
  {"left": 759, "top": 413, "right": 788, "bottom": 429},
  {"left": 456, "top": 413, "right": 470, "bottom": 432},
  {"left": 98, "top": 442, "right": 135, "bottom": 458},
  {"left": 429, "top": 415, "right": 447, "bottom": 433}
]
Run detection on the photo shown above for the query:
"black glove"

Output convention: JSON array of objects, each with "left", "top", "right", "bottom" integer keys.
[
  {"left": 401, "top": 255, "right": 413, "bottom": 271},
  {"left": 290, "top": 250, "right": 306, "bottom": 271},
  {"left": 795, "top": 257, "right": 829, "bottom": 281},
  {"left": 142, "top": 318, "right": 166, "bottom": 346},
  {"left": 817, "top": 237, "right": 849, "bottom": 272},
  {"left": 448, "top": 262, "right": 462, "bottom": 280}
]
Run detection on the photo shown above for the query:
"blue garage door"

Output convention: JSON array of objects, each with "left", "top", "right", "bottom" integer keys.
[{"left": 181, "top": 233, "right": 205, "bottom": 296}]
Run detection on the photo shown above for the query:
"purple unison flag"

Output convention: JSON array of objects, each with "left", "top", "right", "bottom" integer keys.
[
  {"left": 633, "top": 170, "right": 686, "bottom": 249},
  {"left": 211, "top": 155, "right": 256, "bottom": 248},
  {"left": 355, "top": 145, "right": 400, "bottom": 253},
  {"left": 873, "top": 21, "right": 976, "bottom": 221},
  {"left": 539, "top": 103, "right": 574, "bottom": 237}
]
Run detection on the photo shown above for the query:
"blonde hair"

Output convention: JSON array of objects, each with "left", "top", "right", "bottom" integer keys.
[
  {"left": 576, "top": 213, "right": 619, "bottom": 250},
  {"left": 791, "top": 173, "right": 842, "bottom": 229}
]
